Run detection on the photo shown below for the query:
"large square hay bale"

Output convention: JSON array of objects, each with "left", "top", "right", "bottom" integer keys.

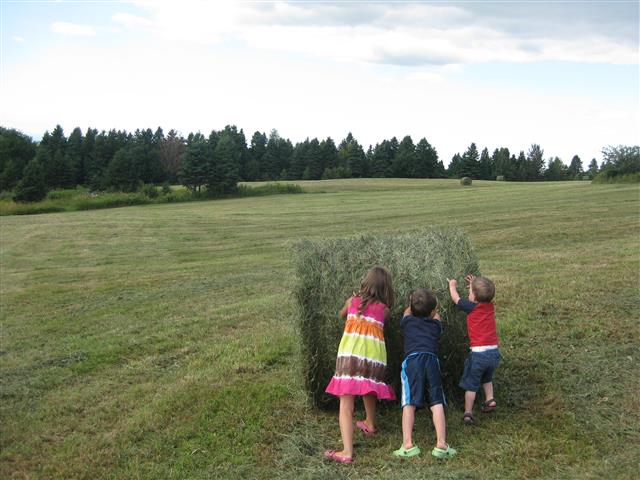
[{"left": 292, "top": 227, "right": 479, "bottom": 409}]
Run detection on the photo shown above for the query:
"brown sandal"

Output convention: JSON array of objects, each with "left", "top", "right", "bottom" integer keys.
[
  {"left": 463, "top": 412, "right": 475, "bottom": 425},
  {"left": 481, "top": 399, "right": 497, "bottom": 413}
]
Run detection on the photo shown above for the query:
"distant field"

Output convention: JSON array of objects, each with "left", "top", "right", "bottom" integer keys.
[{"left": 1, "top": 179, "right": 638, "bottom": 479}]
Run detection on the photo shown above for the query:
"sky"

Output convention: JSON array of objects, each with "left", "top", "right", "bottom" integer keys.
[{"left": 1, "top": 1, "right": 638, "bottom": 165}]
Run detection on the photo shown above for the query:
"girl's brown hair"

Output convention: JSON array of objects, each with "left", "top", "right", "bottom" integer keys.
[{"left": 357, "top": 266, "right": 394, "bottom": 313}]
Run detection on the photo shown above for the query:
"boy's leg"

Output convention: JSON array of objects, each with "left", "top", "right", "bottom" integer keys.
[
  {"left": 482, "top": 382, "right": 494, "bottom": 402},
  {"left": 430, "top": 404, "right": 447, "bottom": 449},
  {"left": 338, "top": 395, "right": 355, "bottom": 457},
  {"left": 362, "top": 394, "right": 377, "bottom": 431},
  {"left": 401, "top": 405, "right": 416, "bottom": 449},
  {"left": 464, "top": 390, "right": 476, "bottom": 413}
]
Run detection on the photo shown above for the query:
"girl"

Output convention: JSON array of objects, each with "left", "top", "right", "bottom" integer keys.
[{"left": 323, "top": 266, "right": 396, "bottom": 464}]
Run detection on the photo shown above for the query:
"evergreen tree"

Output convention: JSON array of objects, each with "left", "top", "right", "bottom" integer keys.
[
  {"left": 247, "top": 131, "right": 267, "bottom": 181},
  {"left": 263, "top": 129, "right": 282, "bottom": 180},
  {"left": 447, "top": 153, "right": 463, "bottom": 178},
  {"left": 289, "top": 139, "right": 310, "bottom": 179},
  {"left": 0, "top": 127, "right": 36, "bottom": 190},
  {"left": 337, "top": 133, "right": 366, "bottom": 177},
  {"left": 459, "top": 143, "right": 479, "bottom": 178},
  {"left": 320, "top": 137, "right": 339, "bottom": 173},
  {"left": 105, "top": 147, "right": 139, "bottom": 191},
  {"left": 369, "top": 140, "right": 393, "bottom": 177},
  {"left": 158, "top": 129, "right": 185, "bottom": 183},
  {"left": 414, "top": 138, "right": 439, "bottom": 178},
  {"left": 41, "top": 125, "right": 67, "bottom": 159},
  {"left": 48, "top": 150, "right": 73, "bottom": 188},
  {"left": 392, "top": 136, "right": 416, "bottom": 178},
  {"left": 478, "top": 147, "right": 492, "bottom": 180},
  {"left": 525, "top": 144, "right": 545, "bottom": 181},
  {"left": 211, "top": 131, "right": 240, "bottom": 193},
  {"left": 131, "top": 128, "right": 162, "bottom": 184},
  {"left": 13, "top": 157, "right": 48, "bottom": 202},
  {"left": 514, "top": 151, "right": 527, "bottom": 181},
  {"left": 567, "top": 155, "right": 583, "bottom": 179},
  {"left": 587, "top": 158, "right": 599, "bottom": 178},
  {"left": 179, "top": 133, "right": 209, "bottom": 193},
  {"left": 545, "top": 157, "right": 568, "bottom": 181},
  {"left": 492, "top": 147, "right": 511, "bottom": 180},
  {"left": 306, "top": 138, "right": 323, "bottom": 180},
  {"left": 65, "top": 127, "right": 84, "bottom": 185},
  {"left": 82, "top": 128, "right": 97, "bottom": 187}
]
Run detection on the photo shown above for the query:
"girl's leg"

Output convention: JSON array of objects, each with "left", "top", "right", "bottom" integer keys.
[
  {"left": 430, "top": 404, "right": 447, "bottom": 449},
  {"left": 401, "top": 405, "right": 416, "bottom": 449},
  {"left": 362, "top": 394, "right": 377, "bottom": 431},
  {"left": 337, "top": 395, "right": 355, "bottom": 457}
]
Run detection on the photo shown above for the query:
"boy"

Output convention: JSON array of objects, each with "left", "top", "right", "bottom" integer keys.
[
  {"left": 392, "top": 289, "right": 456, "bottom": 459},
  {"left": 448, "top": 275, "right": 500, "bottom": 425}
]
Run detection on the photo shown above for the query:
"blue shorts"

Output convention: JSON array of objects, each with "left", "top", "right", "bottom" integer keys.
[
  {"left": 400, "top": 352, "right": 446, "bottom": 408},
  {"left": 459, "top": 349, "right": 501, "bottom": 392}
]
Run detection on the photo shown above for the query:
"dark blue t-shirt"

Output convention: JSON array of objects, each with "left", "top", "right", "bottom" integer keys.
[
  {"left": 400, "top": 314, "right": 443, "bottom": 357},
  {"left": 456, "top": 298, "right": 477, "bottom": 314}
]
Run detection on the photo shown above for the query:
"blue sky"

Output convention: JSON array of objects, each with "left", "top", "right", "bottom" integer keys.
[{"left": 1, "top": 1, "right": 638, "bottom": 165}]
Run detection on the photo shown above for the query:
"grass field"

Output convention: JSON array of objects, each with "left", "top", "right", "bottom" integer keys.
[{"left": 1, "top": 179, "right": 638, "bottom": 479}]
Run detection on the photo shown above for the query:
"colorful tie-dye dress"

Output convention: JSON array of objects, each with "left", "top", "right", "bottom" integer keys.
[{"left": 325, "top": 296, "right": 396, "bottom": 400}]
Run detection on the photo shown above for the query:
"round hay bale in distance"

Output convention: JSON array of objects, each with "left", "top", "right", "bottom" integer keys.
[
  {"left": 460, "top": 177, "right": 472, "bottom": 186},
  {"left": 496, "top": 175, "right": 505, "bottom": 181},
  {"left": 292, "top": 227, "right": 479, "bottom": 409}
]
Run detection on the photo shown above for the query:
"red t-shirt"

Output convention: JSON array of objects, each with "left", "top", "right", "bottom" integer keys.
[{"left": 457, "top": 299, "right": 499, "bottom": 347}]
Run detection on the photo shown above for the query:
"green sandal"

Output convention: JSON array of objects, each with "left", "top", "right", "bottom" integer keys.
[
  {"left": 392, "top": 445, "right": 421, "bottom": 458},
  {"left": 432, "top": 445, "right": 457, "bottom": 459}
]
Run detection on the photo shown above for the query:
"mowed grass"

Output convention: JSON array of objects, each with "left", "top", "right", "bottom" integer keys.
[{"left": 1, "top": 179, "right": 638, "bottom": 479}]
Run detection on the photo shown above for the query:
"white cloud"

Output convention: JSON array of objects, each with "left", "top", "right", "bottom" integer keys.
[
  {"left": 51, "top": 22, "right": 97, "bottom": 37},
  {"left": 111, "top": 2, "right": 638, "bottom": 66},
  {"left": 12, "top": 35, "right": 25, "bottom": 43},
  {"left": 2, "top": 1, "right": 636, "bottom": 168}
]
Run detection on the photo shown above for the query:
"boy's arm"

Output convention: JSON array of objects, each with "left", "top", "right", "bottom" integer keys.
[
  {"left": 447, "top": 278, "right": 461, "bottom": 305},
  {"left": 465, "top": 274, "right": 475, "bottom": 298},
  {"left": 400, "top": 305, "right": 411, "bottom": 328}
]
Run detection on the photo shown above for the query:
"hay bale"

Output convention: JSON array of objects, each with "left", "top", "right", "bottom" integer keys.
[
  {"left": 292, "top": 227, "right": 479, "bottom": 409},
  {"left": 496, "top": 175, "right": 505, "bottom": 182},
  {"left": 460, "top": 177, "right": 472, "bottom": 186}
]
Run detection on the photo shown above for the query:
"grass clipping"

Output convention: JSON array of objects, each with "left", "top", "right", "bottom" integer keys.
[{"left": 292, "top": 227, "right": 479, "bottom": 409}]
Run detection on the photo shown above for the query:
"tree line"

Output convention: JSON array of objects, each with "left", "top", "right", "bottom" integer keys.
[{"left": 1, "top": 125, "right": 637, "bottom": 202}]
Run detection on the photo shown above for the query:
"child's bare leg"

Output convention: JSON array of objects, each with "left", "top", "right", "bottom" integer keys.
[
  {"left": 401, "top": 405, "right": 416, "bottom": 449},
  {"left": 482, "top": 382, "right": 494, "bottom": 402},
  {"left": 338, "top": 395, "right": 355, "bottom": 457},
  {"left": 362, "top": 394, "right": 377, "bottom": 431},
  {"left": 430, "top": 404, "right": 447, "bottom": 449},
  {"left": 464, "top": 390, "right": 476, "bottom": 413}
]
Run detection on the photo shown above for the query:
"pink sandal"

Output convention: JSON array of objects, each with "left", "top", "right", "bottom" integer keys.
[
  {"left": 356, "top": 420, "right": 377, "bottom": 436},
  {"left": 323, "top": 450, "right": 353, "bottom": 464}
]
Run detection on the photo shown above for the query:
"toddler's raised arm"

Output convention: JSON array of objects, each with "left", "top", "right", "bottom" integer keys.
[{"left": 447, "top": 278, "right": 461, "bottom": 305}]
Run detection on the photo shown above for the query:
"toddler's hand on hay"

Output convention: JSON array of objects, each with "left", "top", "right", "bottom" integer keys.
[
  {"left": 447, "top": 278, "right": 458, "bottom": 288},
  {"left": 465, "top": 274, "right": 475, "bottom": 284}
]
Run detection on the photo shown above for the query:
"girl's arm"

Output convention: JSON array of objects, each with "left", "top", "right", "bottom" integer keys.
[{"left": 339, "top": 297, "right": 353, "bottom": 318}]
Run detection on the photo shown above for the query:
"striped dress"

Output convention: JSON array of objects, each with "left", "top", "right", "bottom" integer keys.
[{"left": 325, "top": 296, "right": 396, "bottom": 400}]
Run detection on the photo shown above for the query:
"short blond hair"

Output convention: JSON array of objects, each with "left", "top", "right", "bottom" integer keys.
[{"left": 472, "top": 276, "right": 495, "bottom": 302}]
